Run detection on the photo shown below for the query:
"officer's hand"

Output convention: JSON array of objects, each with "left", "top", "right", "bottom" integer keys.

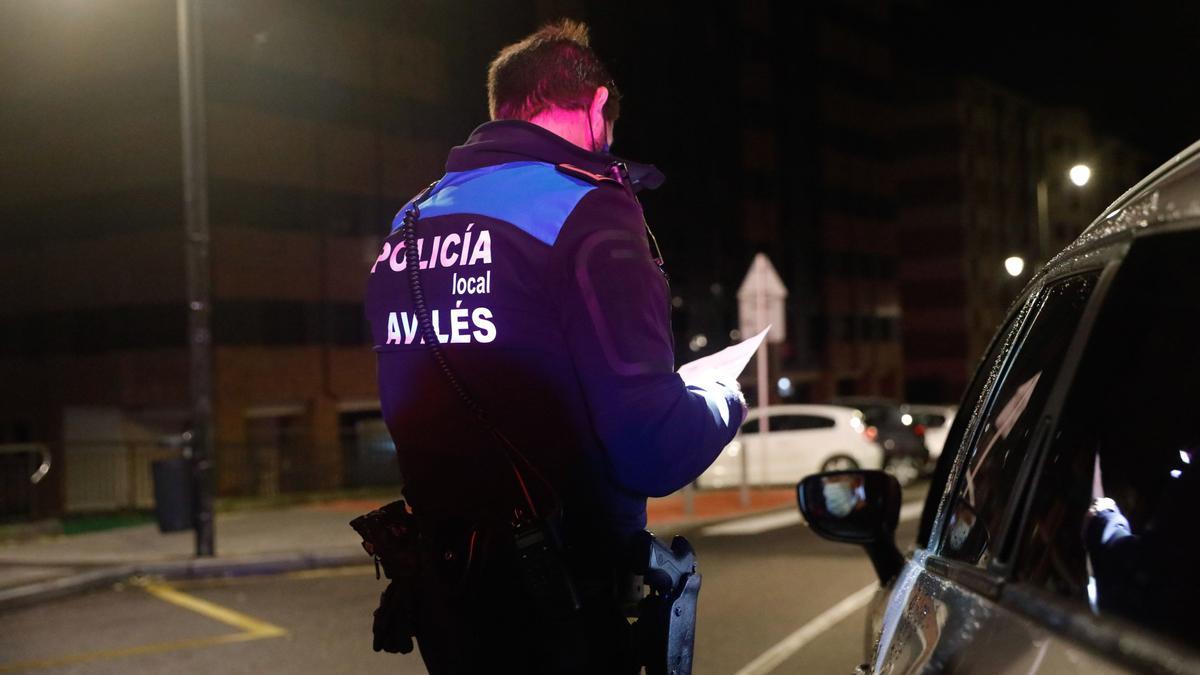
[{"left": 716, "top": 379, "right": 749, "bottom": 421}]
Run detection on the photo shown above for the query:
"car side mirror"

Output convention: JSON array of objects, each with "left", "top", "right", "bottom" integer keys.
[{"left": 797, "top": 470, "right": 905, "bottom": 584}]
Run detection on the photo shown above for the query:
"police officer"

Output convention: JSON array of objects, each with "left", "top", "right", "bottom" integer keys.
[{"left": 364, "top": 19, "right": 746, "bottom": 674}]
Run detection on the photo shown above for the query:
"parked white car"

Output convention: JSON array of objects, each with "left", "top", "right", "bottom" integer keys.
[
  {"left": 900, "top": 404, "right": 957, "bottom": 460},
  {"left": 697, "top": 405, "right": 883, "bottom": 489}
]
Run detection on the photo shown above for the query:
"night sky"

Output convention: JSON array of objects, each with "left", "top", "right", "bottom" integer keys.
[
  {"left": 455, "top": 2, "right": 1200, "bottom": 164},
  {"left": 897, "top": 0, "right": 1200, "bottom": 162}
]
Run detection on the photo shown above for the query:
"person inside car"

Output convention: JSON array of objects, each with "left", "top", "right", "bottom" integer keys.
[{"left": 1084, "top": 443, "right": 1200, "bottom": 641}]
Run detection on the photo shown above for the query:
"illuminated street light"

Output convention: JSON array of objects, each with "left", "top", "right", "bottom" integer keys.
[
  {"left": 1005, "top": 256, "right": 1025, "bottom": 277},
  {"left": 1037, "top": 164, "right": 1093, "bottom": 262},
  {"left": 1069, "top": 164, "right": 1092, "bottom": 187},
  {"left": 777, "top": 376, "right": 793, "bottom": 397}
]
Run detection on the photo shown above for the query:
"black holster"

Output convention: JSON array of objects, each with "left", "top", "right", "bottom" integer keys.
[
  {"left": 349, "top": 499, "right": 423, "bottom": 654},
  {"left": 630, "top": 532, "right": 702, "bottom": 675}
]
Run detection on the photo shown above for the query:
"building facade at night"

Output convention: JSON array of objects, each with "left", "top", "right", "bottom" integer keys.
[
  {"left": 0, "top": 0, "right": 525, "bottom": 516},
  {"left": 894, "top": 78, "right": 1147, "bottom": 402},
  {"left": 653, "top": 1, "right": 905, "bottom": 405}
]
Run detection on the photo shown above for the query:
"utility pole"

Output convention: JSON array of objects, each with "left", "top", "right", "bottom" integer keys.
[
  {"left": 751, "top": 276, "right": 768, "bottom": 509},
  {"left": 737, "top": 254, "right": 788, "bottom": 508},
  {"left": 177, "top": 0, "right": 214, "bottom": 557}
]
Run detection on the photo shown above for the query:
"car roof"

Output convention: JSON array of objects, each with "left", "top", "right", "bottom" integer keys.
[
  {"left": 1044, "top": 139, "right": 1200, "bottom": 274},
  {"left": 1097, "top": 139, "right": 1200, "bottom": 224},
  {"left": 743, "top": 404, "right": 863, "bottom": 421}
]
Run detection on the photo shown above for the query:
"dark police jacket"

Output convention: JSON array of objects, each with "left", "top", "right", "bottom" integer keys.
[{"left": 365, "top": 120, "right": 744, "bottom": 541}]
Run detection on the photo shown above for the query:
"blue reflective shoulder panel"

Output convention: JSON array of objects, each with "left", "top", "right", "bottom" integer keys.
[{"left": 389, "top": 161, "right": 595, "bottom": 245}]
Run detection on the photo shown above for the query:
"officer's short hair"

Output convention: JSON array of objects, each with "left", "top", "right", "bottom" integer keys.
[{"left": 487, "top": 19, "right": 620, "bottom": 123}]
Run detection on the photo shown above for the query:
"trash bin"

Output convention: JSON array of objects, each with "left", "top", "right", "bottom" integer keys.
[{"left": 152, "top": 457, "right": 194, "bottom": 533}]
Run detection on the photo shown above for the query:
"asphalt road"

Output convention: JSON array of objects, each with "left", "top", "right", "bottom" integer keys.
[{"left": 0, "top": 485, "right": 925, "bottom": 674}]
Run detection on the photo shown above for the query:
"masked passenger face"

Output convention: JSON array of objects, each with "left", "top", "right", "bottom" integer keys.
[{"left": 822, "top": 476, "right": 866, "bottom": 519}]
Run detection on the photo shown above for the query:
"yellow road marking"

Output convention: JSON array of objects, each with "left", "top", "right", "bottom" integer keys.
[
  {"left": 0, "top": 582, "right": 287, "bottom": 673},
  {"left": 141, "top": 582, "right": 287, "bottom": 637}
]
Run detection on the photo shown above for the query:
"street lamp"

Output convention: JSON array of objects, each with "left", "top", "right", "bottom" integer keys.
[
  {"left": 1036, "top": 163, "right": 1093, "bottom": 263},
  {"left": 1004, "top": 256, "right": 1025, "bottom": 277},
  {"left": 177, "top": 0, "right": 214, "bottom": 557},
  {"left": 1069, "top": 164, "right": 1092, "bottom": 187}
]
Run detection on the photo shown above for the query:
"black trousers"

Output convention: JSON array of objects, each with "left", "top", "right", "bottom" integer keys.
[{"left": 413, "top": 538, "right": 639, "bottom": 674}]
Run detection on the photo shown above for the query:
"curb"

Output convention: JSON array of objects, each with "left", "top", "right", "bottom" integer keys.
[
  {"left": 0, "top": 565, "right": 137, "bottom": 613},
  {"left": 0, "top": 547, "right": 365, "bottom": 614},
  {"left": 648, "top": 504, "right": 796, "bottom": 534}
]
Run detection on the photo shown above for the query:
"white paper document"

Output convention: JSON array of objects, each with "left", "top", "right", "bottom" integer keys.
[{"left": 677, "top": 326, "right": 770, "bottom": 386}]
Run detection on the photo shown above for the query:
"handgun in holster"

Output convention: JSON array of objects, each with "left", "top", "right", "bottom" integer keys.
[
  {"left": 349, "top": 499, "right": 422, "bottom": 654},
  {"left": 630, "top": 531, "right": 702, "bottom": 675}
]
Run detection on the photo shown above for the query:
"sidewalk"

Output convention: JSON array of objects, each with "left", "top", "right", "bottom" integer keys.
[
  {"left": 0, "top": 487, "right": 794, "bottom": 611},
  {"left": 646, "top": 487, "right": 795, "bottom": 527}
]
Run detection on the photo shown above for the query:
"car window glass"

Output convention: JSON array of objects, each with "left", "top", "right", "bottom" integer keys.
[
  {"left": 1014, "top": 233, "right": 1200, "bottom": 645},
  {"left": 805, "top": 416, "right": 835, "bottom": 430},
  {"left": 773, "top": 415, "right": 835, "bottom": 431},
  {"left": 940, "top": 273, "right": 1098, "bottom": 567},
  {"left": 918, "top": 317, "right": 1023, "bottom": 548},
  {"left": 771, "top": 415, "right": 802, "bottom": 431}
]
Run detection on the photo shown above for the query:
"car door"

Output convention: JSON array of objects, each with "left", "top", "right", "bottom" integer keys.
[
  {"left": 870, "top": 265, "right": 1114, "bottom": 674},
  {"left": 790, "top": 413, "right": 844, "bottom": 475},
  {"left": 740, "top": 416, "right": 768, "bottom": 486},
  {"left": 760, "top": 413, "right": 803, "bottom": 485},
  {"left": 799, "top": 414, "right": 842, "bottom": 473},
  {"left": 768, "top": 414, "right": 836, "bottom": 483},
  {"left": 999, "top": 228, "right": 1200, "bottom": 672}
]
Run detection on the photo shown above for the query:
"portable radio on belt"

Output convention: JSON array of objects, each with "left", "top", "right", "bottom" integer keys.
[{"left": 398, "top": 183, "right": 582, "bottom": 619}]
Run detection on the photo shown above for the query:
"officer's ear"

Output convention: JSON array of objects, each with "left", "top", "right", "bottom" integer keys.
[{"left": 589, "top": 86, "right": 609, "bottom": 149}]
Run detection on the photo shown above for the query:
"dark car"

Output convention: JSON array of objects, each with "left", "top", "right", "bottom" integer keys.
[
  {"left": 799, "top": 141, "right": 1200, "bottom": 674},
  {"left": 832, "top": 397, "right": 928, "bottom": 486}
]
